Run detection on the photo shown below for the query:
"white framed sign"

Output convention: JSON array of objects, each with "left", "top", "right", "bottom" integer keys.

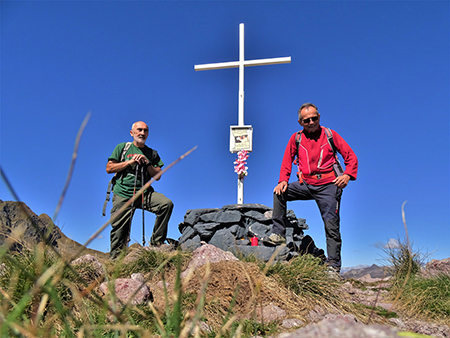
[{"left": 230, "top": 125, "right": 253, "bottom": 153}]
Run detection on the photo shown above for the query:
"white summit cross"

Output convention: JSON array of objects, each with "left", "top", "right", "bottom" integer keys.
[{"left": 195, "top": 23, "right": 291, "bottom": 204}]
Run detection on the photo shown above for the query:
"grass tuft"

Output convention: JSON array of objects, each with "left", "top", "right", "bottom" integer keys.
[
  {"left": 273, "top": 254, "right": 342, "bottom": 301},
  {"left": 390, "top": 273, "right": 450, "bottom": 322},
  {"left": 116, "top": 245, "right": 190, "bottom": 278},
  {"left": 381, "top": 236, "right": 425, "bottom": 280},
  {"left": 381, "top": 205, "right": 449, "bottom": 324}
]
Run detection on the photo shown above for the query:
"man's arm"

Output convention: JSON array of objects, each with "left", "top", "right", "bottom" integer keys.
[
  {"left": 107, "top": 156, "right": 162, "bottom": 181},
  {"left": 106, "top": 159, "right": 130, "bottom": 174},
  {"left": 147, "top": 165, "right": 162, "bottom": 181},
  {"left": 106, "top": 153, "right": 146, "bottom": 174},
  {"left": 274, "top": 133, "right": 297, "bottom": 194},
  {"left": 330, "top": 130, "right": 358, "bottom": 188},
  {"left": 278, "top": 133, "right": 298, "bottom": 183}
]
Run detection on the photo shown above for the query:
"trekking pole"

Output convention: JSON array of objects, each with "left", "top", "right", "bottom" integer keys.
[
  {"left": 126, "top": 164, "right": 139, "bottom": 249},
  {"left": 131, "top": 165, "right": 138, "bottom": 208},
  {"left": 141, "top": 164, "right": 146, "bottom": 246}
]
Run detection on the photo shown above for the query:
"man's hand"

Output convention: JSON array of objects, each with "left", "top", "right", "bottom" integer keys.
[
  {"left": 106, "top": 155, "right": 149, "bottom": 174},
  {"left": 333, "top": 174, "right": 350, "bottom": 189},
  {"left": 132, "top": 154, "right": 149, "bottom": 166},
  {"left": 274, "top": 181, "right": 288, "bottom": 195}
]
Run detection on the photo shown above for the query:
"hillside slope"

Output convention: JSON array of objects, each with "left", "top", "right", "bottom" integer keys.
[{"left": 0, "top": 200, "right": 108, "bottom": 260}]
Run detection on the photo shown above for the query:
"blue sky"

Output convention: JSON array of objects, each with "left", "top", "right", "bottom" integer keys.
[{"left": 1, "top": 0, "right": 448, "bottom": 267}]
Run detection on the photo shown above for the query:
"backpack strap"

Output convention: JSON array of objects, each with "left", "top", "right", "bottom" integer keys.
[
  {"left": 120, "top": 142, "right": 132, "bottom": 162},
  {"left": 149, "top": 148, "right": 158, "bottom": 165},
  {"left": 102, "top": 180, "right": 113, "bottom": 216},
  {"left": 323, "top": 127, "right": 337, "bottom": 157},
  {"left": 295, "top": 130, "right": 303, "bottom": 153},
  {"left": 139, "top": 148, "right": 158, "bottom": 183},
  {"left": 294, "top": 131, "right": 303, "bottom": 182},
  {"left": 102, "top": 142, "right": 133, "bottom": 216},
  {"left": 323, "top": 127, "right": 344, "bottom": 176}
]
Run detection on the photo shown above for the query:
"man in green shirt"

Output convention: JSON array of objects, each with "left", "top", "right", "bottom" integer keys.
[{"left": 106, "top": 121, "right": 173, "bottom": 259}]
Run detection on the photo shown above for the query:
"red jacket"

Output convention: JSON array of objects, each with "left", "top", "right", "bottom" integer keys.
[{"left": 279, "top": 126, "right": 358, "bottom": 186}]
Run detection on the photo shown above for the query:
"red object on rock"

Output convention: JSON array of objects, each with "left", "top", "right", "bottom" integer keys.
[{"left": 251, "top": 236, "right": 258, "bottom": 246}]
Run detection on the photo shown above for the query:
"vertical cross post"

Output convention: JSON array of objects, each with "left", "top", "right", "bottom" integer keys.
[
  {"left": 195, "top": 23, "right": 291, "bottom": 204},
  {"left": 239, "top": 23, "right": 245, "bottom": 127},
  {"left": 237, "top": 24, "right": 245, "bottom": 204}
]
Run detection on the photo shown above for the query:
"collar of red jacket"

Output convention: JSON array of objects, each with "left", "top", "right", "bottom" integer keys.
[{"left": 303, "top": 125, "right": 323, "bottom": 139}]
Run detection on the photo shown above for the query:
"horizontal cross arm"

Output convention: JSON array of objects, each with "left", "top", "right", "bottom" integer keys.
[
  {"left": 243, "top": 56, "right": 291, "bottom": 67},
  {"left": 195, "top": 61, "right": 240, "bottom": 71},
  {"left": 194, "top": 56, "right": 291, "bottom": 71}
]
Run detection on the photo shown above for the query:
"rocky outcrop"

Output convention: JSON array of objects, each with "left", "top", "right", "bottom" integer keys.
[
  {"left": 397, "top": 319, "right": 449, "bottom": 338},
  {"left": 421, "top": 258, "right": 450, "bottom": 278},
  {"left": 0, "top": 200, "right": 61, "bottom": 250},
  {"left": 99, "top": 273, "right": 152, "bottom": 307},
  {"left": 278, "top": 317, "right": 402, "bottom": 338},
  {"left": 0, "top": 200, "right": 108, "bottom": 259},
  {"left": 71, "top": 254, "right": 106, "bottom": 281},
  {"left": 281, "top": 314, "right": 449, "bottom": 338},
  {"left": 177, "top": 204, "right": 323, "bottom": 262},
  {"left": 180, "top": 243, "right": 238, "bottom": 278}
]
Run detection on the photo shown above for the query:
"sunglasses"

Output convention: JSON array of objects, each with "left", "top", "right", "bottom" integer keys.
[{"left": 301, "top": 116, "right": 319, "bottom": 124}]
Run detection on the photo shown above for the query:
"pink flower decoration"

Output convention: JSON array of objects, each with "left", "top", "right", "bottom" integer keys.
[{"left": 234, "top": 150, "right": 249, "bottom": 178}]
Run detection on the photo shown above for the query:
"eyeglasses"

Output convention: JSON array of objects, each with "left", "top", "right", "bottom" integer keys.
[{"left": 301, "top": 116, "right": 319, "bottom": 124}]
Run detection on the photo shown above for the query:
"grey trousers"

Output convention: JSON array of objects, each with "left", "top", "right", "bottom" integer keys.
[
  {"left": 272, "top": 181, "right": 343, "bottom": 269},
  {"left": 109, "top": 188, "right": 173, "bottom": 259}
]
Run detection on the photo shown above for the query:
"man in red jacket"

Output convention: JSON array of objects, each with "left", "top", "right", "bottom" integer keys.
[{"left": 265, "top": 103, "right": 358, "bottom": 272}]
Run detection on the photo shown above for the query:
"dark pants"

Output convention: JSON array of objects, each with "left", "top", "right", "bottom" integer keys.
[
  {"left": 109, "top": 188, "right": 173, "bottom": 259},
  {"left": 273, "top": 181, "right": 343, "bottom": 269}
]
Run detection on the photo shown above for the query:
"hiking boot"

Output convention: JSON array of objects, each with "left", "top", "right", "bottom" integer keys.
[
  {"left": 262, "top": 233, "right": 286, "bottom": 246},
  {"left": 326, "top": 266, "right": 342, "bottom": 280}
]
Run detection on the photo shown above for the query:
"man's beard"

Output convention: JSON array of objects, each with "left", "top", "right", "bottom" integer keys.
[{"left": 134, "top": 136, "right": 146, "bottom": 146}]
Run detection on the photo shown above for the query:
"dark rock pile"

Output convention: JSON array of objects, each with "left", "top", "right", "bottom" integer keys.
[{"left": 177, "top": 203, "right": 324, "bottom": 262}]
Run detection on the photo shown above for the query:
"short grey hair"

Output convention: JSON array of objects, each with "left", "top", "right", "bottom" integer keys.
[
  {"left": 298, "top": 102, "right": 318, "bottom": 120},
  {"left": 131, "top": 121, "right": 149, "bottom": 131}
]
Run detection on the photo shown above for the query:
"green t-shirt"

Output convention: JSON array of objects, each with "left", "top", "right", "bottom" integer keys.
[{"left": 108, "top": 142, "right": 164, "bottom": 198}]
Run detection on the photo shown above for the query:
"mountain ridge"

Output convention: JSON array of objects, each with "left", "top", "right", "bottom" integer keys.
[{"left": 0, "top": 199, "right": 108, "bottom": 260}]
